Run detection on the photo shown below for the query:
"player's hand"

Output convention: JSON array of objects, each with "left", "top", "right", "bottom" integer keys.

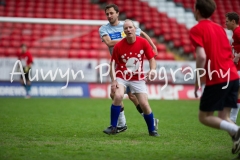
[
  {"left": 233, "top": 57, "right": 239, "bottom": 65},
  {"left": 146, "top": 69, "right": 157, "bottom": 82},
  {"left": 111, "top": 80, "right": 118, "bottom": 93},
  {"left": 194, "top": 84, "right": 199, "bottom": 98},
  {"left": 235, "top": 53, "right": 240, "bottom": 58}
]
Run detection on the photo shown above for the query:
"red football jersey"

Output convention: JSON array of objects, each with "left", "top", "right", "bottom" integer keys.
[
  {"left": 232, "top": 26, "right": 240, "bottom": 70},
  {"left": 17, "top": 51, "right": 33, "bottom": 66},
  {"left": 190, "top": 20, "right": 239, "bottom": 85},
  {"left": 111, "top": 36, "right": 155, "bottom": 81}
]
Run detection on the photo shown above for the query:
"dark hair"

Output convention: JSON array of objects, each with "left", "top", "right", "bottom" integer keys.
[
  {"left": 105, "top": 4, "right": 119, "bottom": 13},
  {"left": 21, "top": 44, "right": 26, "bottom": 47},
  {"left": 195, "top": 0, "right": 216, "bottom": 18},
  {"left": 225, "top": 12, "right": 239, "bottom": 24}
]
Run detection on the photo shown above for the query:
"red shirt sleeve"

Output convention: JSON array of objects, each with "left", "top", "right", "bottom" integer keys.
[
  {"left": 26, "top": 51, "right": 33, "bottom": 65},
  {"left": 233, "top": 27, "right": 240, "bottom": 53},
  {"left": 143, "top": 39, "right": 155, "bottom": 60},
  {"left": 189, "top": 26, "right": 203, "bottom": 48}
]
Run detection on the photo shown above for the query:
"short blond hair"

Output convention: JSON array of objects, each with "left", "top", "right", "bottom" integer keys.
[{"left": 123, "top": 19, "right": 136, "bottom": 29}]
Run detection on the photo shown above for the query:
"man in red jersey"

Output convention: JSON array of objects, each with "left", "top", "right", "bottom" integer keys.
[
  {"left": 225, "top": 12, "right": 240, "bottom": 160},
  {"left": 190, "top": 0, "right": 240, "bottom": 155},
  {"left": 225, "top": 12, "right": 240, "bottom": 124},
  {"left": 103, "top": 19, "right": 159, "bottom": 136},
  {"left": 17, "top": 44, "right": 33, "bottom": 98},
  {"left": 99, "top": 4, "right": 159, "bottom": 134}
]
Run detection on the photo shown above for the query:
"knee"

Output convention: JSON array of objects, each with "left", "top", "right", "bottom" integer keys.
[
  {"left": 110, "top": 93, "right": 114, "bottom": 99},
  {"left": 114, "top": 92, "right": 124, "bottom": 102},
  {"left": 198, "top": 114, "right": 206, "bottom": 125},
  {"left": 128, "top": 93, "right": 136, "bottom": 101}
]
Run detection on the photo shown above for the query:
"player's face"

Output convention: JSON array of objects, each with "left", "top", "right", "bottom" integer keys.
[
  {"left": 123, "top": 21, "right": 136, "bottom": 38},
  {"left": 193, "top": 5, "right": 198, "bottom": 21},
  {"left": 21, "top": 46, "right": 27, "bottom": 53},
  {"left": 225, "top": 17, "right": 234, "bottom": 30},
  {"left": 105, "top": 7, "right": 119, "bottom": 25}
]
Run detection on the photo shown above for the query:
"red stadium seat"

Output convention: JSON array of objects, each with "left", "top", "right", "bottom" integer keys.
[
  {"left": 29, "top": 48, "right": 40, "bottom": 57},
  {"left": 1, "top": 0, "right": 184, "bottom": 60},
  {"left": 38, "top": 49, "right": 49, "bottom": 57},
  {"left": 68, "top": 50, "right": 79, "bottom": 58},
  {"left": 88, "top": 50, "right": 98, "bottom": 58},
  {"left": 71, "top": 42, "right": 80, "bottom": 49},
  {"left": 155, "top": 52, "right": 166, "bottom": 60},
  {"left": 48, "top": 49, "right": 59, "bottom": 57},
  {"left": 5, "top": 48, "right": 17, "bottom": 57},
  {"left": 0, "top": 48, "right": 5, "bottom": 57},
  {"left": 58, "top": 49, "right": 69, "bottom": 58},
  {"left": 98, "top": 50, "right": 110, "bottom": 59},
  {"left": 156, "top": 44, "right": 167, "bottom": 52},
  {"left": 165, "top": 53, "right": 175, "bottom": 60},
  {"left": 78, "top": 50, "right": 88, "bottom": 58}
]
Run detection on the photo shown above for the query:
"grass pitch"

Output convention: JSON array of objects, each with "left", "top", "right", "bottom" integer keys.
[{"left": 0, "top": 98, "right": 237, "bottom": 160}]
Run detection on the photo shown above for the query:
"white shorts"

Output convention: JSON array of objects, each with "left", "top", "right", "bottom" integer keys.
[{"left": 116, "top": 77, "right": 148, "bottom": 94}]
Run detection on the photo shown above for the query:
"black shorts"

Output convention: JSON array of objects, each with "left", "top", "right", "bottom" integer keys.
[
  {"left": 20, "top": 66, "right": 30, "bottom": 81},
  {"left": 200, "top": 79, "right": 239, "bottom": 112}
]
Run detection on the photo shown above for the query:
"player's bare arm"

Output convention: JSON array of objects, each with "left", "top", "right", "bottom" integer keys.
[
  {"left": 140, "top": 31, "right": 158, "bottom": 56},
  {"left": 194, "top": 46, "right": 206, "bottom": 98},
  {"left": 147, "top": 58, "right": 157, "bottom": 81},
  {"left": 102, "top": 35, "right": 120, "bottom": 47}
]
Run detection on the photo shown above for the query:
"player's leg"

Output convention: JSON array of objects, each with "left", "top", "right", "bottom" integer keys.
[
  {"left": 127, "top": 90, "right": 159, "bottom": 130},
  {"left": 109, "top": 81, "right": 127, "bottom": 132},
  {"left": 103, "top": 83, "right": 125, "bottom": 135},
  {"left": 23, "top": 66, "right": 31, "bottom": 98},
  {"left": 230, "top": 88, "right": 240, "bottom": 123},
  {"left": 230, "top": 72, "right": 240, "bottom": 124},
  {"left": 199, "top": 110, "right": 237, "bottom": 130},
  {"left": 232, "top": 95, "right": 240, "bottom": 158},
  {"left": 130, "top": 80, "right": 159, "bottom": 136},
  {"left": 199, "top": 80, "right": 240, "bottom": 154},
  {"left": 127, "top": 89, "right": 142, "bottom": 114},
  {"left": 103, "top": 78, "right": 127, "bottom": 134},
  {"left": 19, "top": 68, "right": 28, "bottom": 98},
  {"left": 25, "top": 80, "right": 31, "bottom": 98},
  {"left": 221, "top": 79, "right": 240, "bottom": 154},
  {"left": 134, "top": 93, "right": 159, "bottom": 136}
]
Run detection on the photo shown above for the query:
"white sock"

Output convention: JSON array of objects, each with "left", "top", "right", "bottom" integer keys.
[
  {"left": 220, "top": 120, "right": 239, "bottom": 135},
  {"left": 117, "top": 111, "right": 126, "bottom": 127},
  {"left": 230, "top": 103, "right": 240, "bottom": 123}
]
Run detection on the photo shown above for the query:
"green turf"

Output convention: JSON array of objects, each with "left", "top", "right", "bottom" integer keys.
[{"left": 0, "top": 98, "right": 238, "bottom": 160}]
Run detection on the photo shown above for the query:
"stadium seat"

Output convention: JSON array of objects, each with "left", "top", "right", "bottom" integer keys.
[
  {"left": 0, "top": 0, "right": 175, "bottom": 60},
  {"left": 58, "top": 49, "right": 69, "bottom": 58},
  {"left": 155, "top": 52, "right": 166, "bottom": 60},
  {"left": 156, "top": 44, "right": 167, "bottom": 52},
  {"left": 5, "top": 48, "right": 17, "bottom": 57},
  {"left": 68, "top": 50, "right": 79, "bottom": 58},
  {"left": 38, "top": 49, "right": 49, "bottom": 57},
  {"left": 0, "top": 48, "right": 5, "bottom": 57}
]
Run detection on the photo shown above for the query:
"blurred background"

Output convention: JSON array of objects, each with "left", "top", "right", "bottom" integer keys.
[{"left": 0, "top": 0, "right": 239, "bottom": 99}]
